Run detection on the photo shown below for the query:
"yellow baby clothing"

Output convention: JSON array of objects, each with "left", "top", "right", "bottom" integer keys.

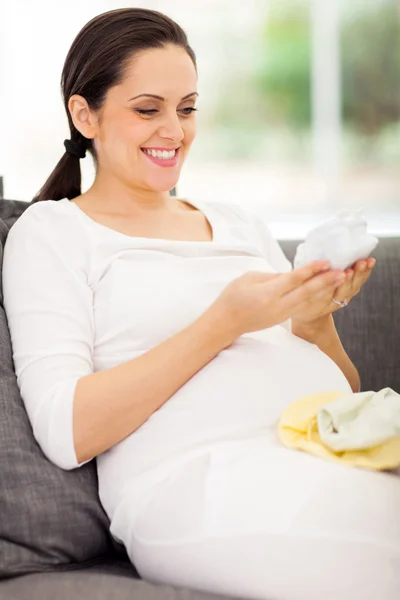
[{"left": 278, "top": 388, "right": 400, "bottom": 471}]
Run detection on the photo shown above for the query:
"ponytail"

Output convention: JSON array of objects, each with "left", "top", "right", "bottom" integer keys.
[{"left": 32, "top": 133, "right": 88, "bottom": 203}]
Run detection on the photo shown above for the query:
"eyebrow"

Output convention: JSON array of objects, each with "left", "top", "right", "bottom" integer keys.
[{"left": 129, "top": 92, "right": 199, "bottom": 102}]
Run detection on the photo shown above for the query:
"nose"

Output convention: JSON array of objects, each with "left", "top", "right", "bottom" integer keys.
[{"left": 158, "top": 110, "right": 184, "bottom": 143}]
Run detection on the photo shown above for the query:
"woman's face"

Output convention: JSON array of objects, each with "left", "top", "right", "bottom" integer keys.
[{"left": 92, "top": 44, "right": 198, "bottom": 194}]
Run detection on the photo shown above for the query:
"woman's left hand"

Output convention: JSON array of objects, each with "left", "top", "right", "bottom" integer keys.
[
  {"left": 333, "top": 256, "right": 376, "bottom": 308},
  {"left": 291, "top": 257, "right": 376, "bottom": 326}
]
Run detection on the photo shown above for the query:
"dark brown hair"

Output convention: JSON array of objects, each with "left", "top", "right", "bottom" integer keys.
[{"left": 32, "top": 8, "right": 196, "bottom": 203}]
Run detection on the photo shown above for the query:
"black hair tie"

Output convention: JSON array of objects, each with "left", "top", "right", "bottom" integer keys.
[{"left": 64, "top": 139, "right": 86, "bottom": 159}]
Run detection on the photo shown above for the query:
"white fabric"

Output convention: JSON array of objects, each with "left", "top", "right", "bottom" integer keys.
[
  {"left": 294, "top": 208, "right": 379, "bottom": 270},
  {"left": 126, "top": 441, "right": 400, "bottom": 600},
  {"left": 2, "top": 195, "right": 301, "bottom": 474},
  {"left": 318, "top": 386, "right": 400, "bottom": 451},
  {"left": 3, "top": 196, "right": 399, "bottom": 599}
]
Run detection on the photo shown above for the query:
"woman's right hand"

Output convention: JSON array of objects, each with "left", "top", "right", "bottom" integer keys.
[{"left": 211, "top": 261, "right": 347, "bottom": 338}]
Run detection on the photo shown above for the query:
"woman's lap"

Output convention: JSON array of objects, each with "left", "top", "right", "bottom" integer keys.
[{"left": 120, "top": 439, "right": 400, "bottom": 600}]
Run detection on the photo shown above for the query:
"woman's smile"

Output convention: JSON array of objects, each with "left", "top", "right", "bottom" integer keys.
[{"left": 141, "top": 146, "right": 180, "bottom": 167}]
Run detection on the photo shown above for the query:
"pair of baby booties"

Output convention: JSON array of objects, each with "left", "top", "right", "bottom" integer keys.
[{"left": 294, "top": 209, "right": 379, "bottom": 271}]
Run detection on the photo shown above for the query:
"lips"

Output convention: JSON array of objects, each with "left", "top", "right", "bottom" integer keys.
[
  {"left": 140, "top": 147, "right": 180, "bottom": 167},
  {"left": 141, "top": 146, "right": 180, "bottom": 152}
]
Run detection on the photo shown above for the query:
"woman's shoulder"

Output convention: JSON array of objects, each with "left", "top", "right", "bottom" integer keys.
[
  {"left": 9, "top": 198, "right": 79, "bottom": 236},
  {"left": 187, "top": 197, "right": 264, "bottom": 232},
  {"left": 197, "top": 198, "right": 253, "bottom": 222},
  {"left": 6, "top": 198, "right": 90, "bottom": 258},
  {"left": 3, "top": 198, "right": 93, "bottom": 275},
  {"left": 196, "top": 197, "right": 292, "bottom": 272},
  {"left": 196, "top": 198, "right": 274, "bottom": 238}
]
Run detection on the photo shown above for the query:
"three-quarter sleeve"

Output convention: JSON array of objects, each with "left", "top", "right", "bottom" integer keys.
[{"left": 2, "top": 206, "right": 94, "bottom": 470}]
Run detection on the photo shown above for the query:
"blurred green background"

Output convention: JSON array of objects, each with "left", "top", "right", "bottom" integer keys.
[{"left": 203, "top": 0, "right": 400, "bottom": 165}]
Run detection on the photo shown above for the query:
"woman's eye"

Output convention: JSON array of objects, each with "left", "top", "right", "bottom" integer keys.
[
  {"left": 180, "top": 107, "right": 198, "bottom": 115},
  {"left": 135, "top": 109, "right": 158, "bottom": 115},
  {"left": 134, "top": 107, "right": 198, "bottom": 116}
]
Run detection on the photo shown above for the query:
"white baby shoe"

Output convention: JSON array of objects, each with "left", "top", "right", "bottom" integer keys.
[{"left": 294, "top": 208, "right": 379, "bottom": 270}]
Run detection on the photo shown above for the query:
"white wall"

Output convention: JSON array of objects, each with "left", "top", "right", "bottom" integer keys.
[{"left": 0, "top": 0, "right": 114, "bottom": 198}]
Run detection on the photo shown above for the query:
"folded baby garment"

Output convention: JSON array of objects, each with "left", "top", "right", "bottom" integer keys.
[
  {"left": 278, "top": 388, "right": 400, "bottom": 471},
  {"left": 294, "top": 208, "right": 379, "bottom": 270}
]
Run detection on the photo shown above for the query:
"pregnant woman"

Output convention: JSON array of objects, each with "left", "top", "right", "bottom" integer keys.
[{"left": 2, "top": 8, "right": 399, "bottom": 600}]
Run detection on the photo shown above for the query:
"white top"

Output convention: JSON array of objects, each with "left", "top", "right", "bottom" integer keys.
[{"left": 2, "top": 197, "right": 351, "bottom": 523}]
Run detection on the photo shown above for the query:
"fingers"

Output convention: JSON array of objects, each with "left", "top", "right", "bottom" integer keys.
[
  {"left": 354, "top": 258, "right": 376, "bottom": 272},
  {"left": 266, "top": 256, "right": 375, "bottom": 305},
  {"left": 281, "top": 267, "right": 346, "bottom": 309},
  {"left": 270, "top": 261, "right": 332, "bottom": 296},
  {"left": 274, "top": 261, "right": 337, "bottom": 296},
  {"left": 348, "top": 258, "right": 376, "bottom": 290}
]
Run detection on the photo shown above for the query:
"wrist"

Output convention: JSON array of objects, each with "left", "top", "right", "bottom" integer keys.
[
  {"left": 291, "top": 314, "right": 334, "bottom": 344},
  {"left": 200, "top": 304, "right": 240, "bottom": 349}
]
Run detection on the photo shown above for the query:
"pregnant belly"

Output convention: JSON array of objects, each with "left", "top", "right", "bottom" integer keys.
[{"left": 99, "top": 325, "right": 351, "bottom": 482}]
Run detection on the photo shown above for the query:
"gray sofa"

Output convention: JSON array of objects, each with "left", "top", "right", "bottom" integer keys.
[{"left": 0, "top": 199, "right": 398, "bottom": 600}]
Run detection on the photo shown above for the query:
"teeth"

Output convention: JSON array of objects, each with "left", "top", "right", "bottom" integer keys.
[{"left": 143, "top": 148, "right": 176, "bottom": 160}]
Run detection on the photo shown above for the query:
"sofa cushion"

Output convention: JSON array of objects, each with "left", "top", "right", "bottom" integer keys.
[
  {"left": 0, "top": 203, "right": 129, "bottom": 579},
  {"left": 0, "top": 564, "right": 237, "bottom": 600},
  {"left": 0, "top": 199, "right": 30, "bottom": 229}
]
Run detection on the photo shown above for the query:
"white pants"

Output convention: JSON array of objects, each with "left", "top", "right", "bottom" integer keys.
[{"left": 116, "top": 437, "right": 400, "bottom": 600}]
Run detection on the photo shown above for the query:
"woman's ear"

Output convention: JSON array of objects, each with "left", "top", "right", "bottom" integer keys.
[{"left": 68, "top": 94, "right": 98, "bottom": 139}]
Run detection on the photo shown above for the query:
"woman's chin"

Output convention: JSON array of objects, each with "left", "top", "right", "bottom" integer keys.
[{"left": 143, "top": 176, "right": 180, "bottom": 193}]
